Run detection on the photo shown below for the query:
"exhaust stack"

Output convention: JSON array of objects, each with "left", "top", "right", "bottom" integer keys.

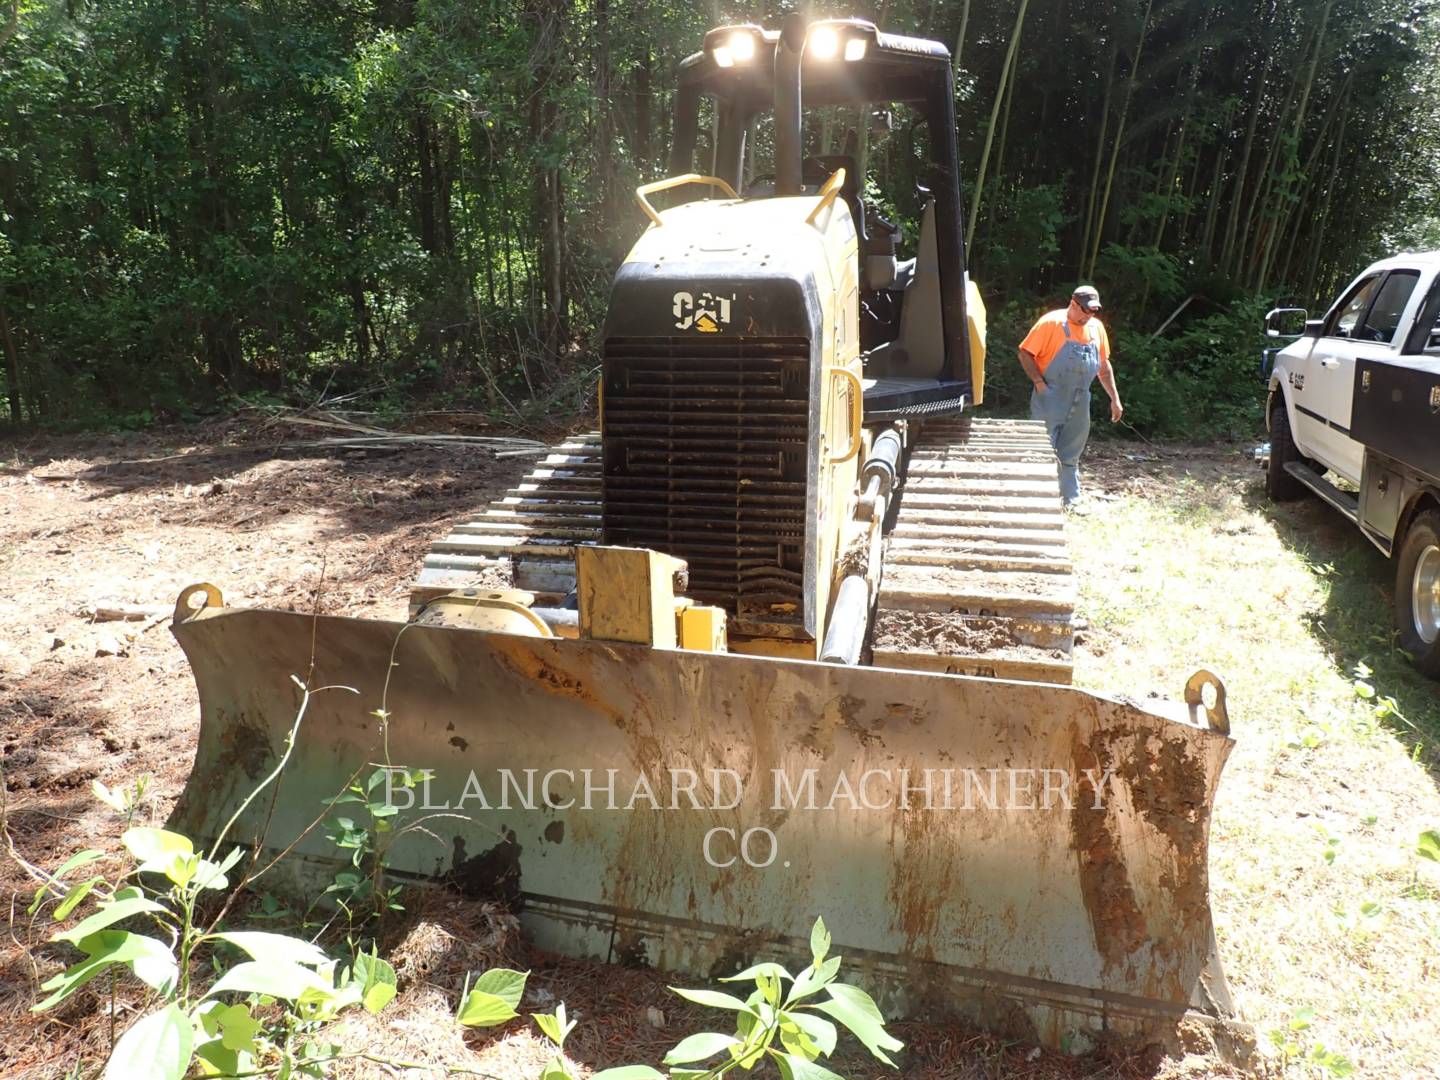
[{"left": 774, "top": 13, "right": 805, "bottom": 196}]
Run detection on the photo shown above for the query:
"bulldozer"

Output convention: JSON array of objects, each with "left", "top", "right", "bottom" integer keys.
[{"left": 170, "top": 16, "right": 1241, "bottom": 1055}]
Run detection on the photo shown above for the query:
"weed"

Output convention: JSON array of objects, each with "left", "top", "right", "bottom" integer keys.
[
  {"left": 12, "top": 680, "right": 399, "bottom": 1079},
  {"left": 1266, "top": 1008, "right": 1354, "bottom": 1077},
  {"left": 458, "top": 917, "right": 904, "bottom": 1079}
]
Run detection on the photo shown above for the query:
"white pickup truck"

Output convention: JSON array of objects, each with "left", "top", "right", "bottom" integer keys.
[{"left": 1264, "top": 251, "right": 1440, "bottom": 677}]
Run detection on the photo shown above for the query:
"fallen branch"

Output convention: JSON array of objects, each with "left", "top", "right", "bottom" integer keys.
[
  {"left": 82, "top": 604, "right": 167, "bottom": 623},
  {"left": 35, "top": 431, "right": 548, "bottom": 478}
]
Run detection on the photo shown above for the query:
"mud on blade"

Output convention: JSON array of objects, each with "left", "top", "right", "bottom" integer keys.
[{"left": 171, "top": 588, "right": 1237, "bottom": 1052}]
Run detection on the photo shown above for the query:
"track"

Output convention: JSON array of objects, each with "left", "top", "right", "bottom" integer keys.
[
  {"left": 871, "top": 416, "right": 1074, "bottom": 684},
  {"left": 410, "top": 417, "right": 1073, "bottom": 684}
]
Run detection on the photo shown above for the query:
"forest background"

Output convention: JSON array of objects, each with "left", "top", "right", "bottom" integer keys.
[{"left": 1, "top": 0, "right": 1438, "bottom": 437}]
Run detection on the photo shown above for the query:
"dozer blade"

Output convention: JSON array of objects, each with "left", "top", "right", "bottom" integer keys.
[{"left": 171, "top": 586, "right": 1238, "bottom": 1052}]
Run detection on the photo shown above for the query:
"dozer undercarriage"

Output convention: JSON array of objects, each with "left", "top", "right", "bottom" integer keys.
[{"left": 169, "top": 13, "right": 1241, "bottom": 1058}]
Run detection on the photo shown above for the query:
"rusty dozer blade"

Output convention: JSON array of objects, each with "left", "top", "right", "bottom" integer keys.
[{"left": 170, "top": 585, "right": 1240, "bottom": 1054}]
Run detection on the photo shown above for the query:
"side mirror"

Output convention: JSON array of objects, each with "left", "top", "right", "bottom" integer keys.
[{"left": 1265, "top": 307, "right": 1309, "bottom": 338}]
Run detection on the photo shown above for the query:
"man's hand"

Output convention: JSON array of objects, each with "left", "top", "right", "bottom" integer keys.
[
  {"left": 1109, "top": 399, "right": 1124, "bottom": 423},
  {"left": 1032, "top": 378, "right": 1047, "bottom": 393}
]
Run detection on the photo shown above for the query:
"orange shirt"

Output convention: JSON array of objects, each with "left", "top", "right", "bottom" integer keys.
[{"left": 1019, "top": 309, "right": 1110, "bottom": 374}]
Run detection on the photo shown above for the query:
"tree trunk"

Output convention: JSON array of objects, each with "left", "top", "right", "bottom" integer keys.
[
  {"left": 1085, "top": 0, "right": 1156, "bottom": 280},
  {"left": 967, "top": 0, "right": 1031, "bottom": 251},
  {"left": 1079, "top": 38, "right": 1118, "bottom": 277},
  {"left": 0, "top": 301, "right": 21, "bottom": 424},
  {"left": 1255, "top": 0, "right": 1336, "bottom": 294},
  {"left": 1219, "top": 44, "right": 1274, "bottom": 273}
]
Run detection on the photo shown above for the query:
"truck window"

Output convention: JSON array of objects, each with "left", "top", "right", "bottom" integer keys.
[
  {"left": 1327, "top": 274, "right": 1381, "bottom": 338},
  {"left": 1362, "top": 270, "right": 1420, "bottom": 343}
]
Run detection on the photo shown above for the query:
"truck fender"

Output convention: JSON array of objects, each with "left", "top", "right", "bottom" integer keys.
[{"left": 1395, "top": 486, "right": 1440, "bottom": 558}]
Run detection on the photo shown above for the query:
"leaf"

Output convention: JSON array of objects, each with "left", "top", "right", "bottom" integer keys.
[
  {"left": 774, "top": 1053, "right": 846, "bottom": 1080},
  {"left": 102, "top": 1004, "right": 193, "bottom": 1080},
  {"left": 54, "top": 894, "right": 168, "bottom": 944},
  {"left": 667, "top": 986, "right": 756, "bottom": 1013},
  {"left": 211, "top": 931, "right": 332, "bottom": 969},
  {"left": 33, "top": 931, "right": 178, "bottom": 1011},
  {"left": 788, "top": 956, "right": 841, "bottom": 1003},
  {"left": 662, "top": 1032, "right": 741, "bottom": 1066},
  {"left": 534, "top": 1011, "right": 567, "bottom": 1047},
  {"left": 779, "top": 1015, "right": 822, "bottom": 1061},
  {"left": 192, "top": 1035, "right": 244, "bottom": 1078},
  {"left": 348, "top": 950, "right": 397, "bottom": 1014},
  {"left": 1417, "top": 830, "right": 1440, "bottom": 862},
  {"left": 207, "top": 960, "right": 334, "bottom": 1003},
  {"left": 539, "top": 1059, "right": 574, "bottom": 1080},
  {"left": 164, "top": 853, "right": 200, "bottom": 887},
  {"left": 53, "top": 877, "right": 103, "bottom": 921},
  {"left": 93, "top": 780, "right": 129, "bottom": 813},
  {"left": 809, "top": 917, "right": 831, "bottom": 967},
  {"left": 589, "top": 1068, "right": 666, "bottom": 1080},
  {"left": 190, "top": 858, "right": 232, "bottom": 891},
  {"left": 122, "top": 827, "right": 193, "bottom": 872},
  {"left": 787, "top": 1012, "right": 837, "bottom": 1057},
  {"left": 54, "top": 849, "right": 106, "bottom": 880},
  {"left": 720, "top": 962, "right": 792, "bottom": 984},
  {"left": 211, "top": 1003, "right": 262, "bottom": 1053},
  {"left": 1289, "top": 1006, "right": 1315, "bottom": 1031},
  {"left": 455, "top": 968, "right": 528, "bottom": 1028},
  {"left": 810, "top": 984, "right": 903, "bottom": 1066}
]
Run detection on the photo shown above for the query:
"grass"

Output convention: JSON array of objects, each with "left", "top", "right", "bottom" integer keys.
[{"left": 1069, "top": 444, "right": 1440, "bottom": 1079}]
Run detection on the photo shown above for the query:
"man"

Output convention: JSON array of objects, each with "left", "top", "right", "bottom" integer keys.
[{"left": 1016, "top": 285, "right": 1123, "bottom": 507}]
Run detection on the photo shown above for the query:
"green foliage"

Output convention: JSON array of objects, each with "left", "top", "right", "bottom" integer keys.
[
  {"left": 1267, "top": 1008, "right": 1355, "bottom": 1076},
  {"left": 981, "top": 293, "right": 1269, "bottom": 440},
  {"left": 31, "top": 800, "right": 396, "bottom": 1078},
  {"left": 26, "top": 681, "right": 399, "bottom": 1078},
  {"left": 1, "top": 0, "right": 1435, "bottom": 430},
  {"left": 456, "top": 966, "right": 528, "bottom": 1028},
  {"left": 459, "top": 917, "right": 904, "bottom": 1079},
  {"left": 318, "top": 765, "right": 413, "bottom": 939}
]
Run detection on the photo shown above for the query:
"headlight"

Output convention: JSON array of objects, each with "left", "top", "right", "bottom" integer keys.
[
  {"left": 844, "top": 37, "right": 867, "bottom": 61},
  {"left": 728, "top": 31, "right": 756, "bottom": 62},
  {"left": 808, "top": 26, "right": 840, "bottom": 60}
]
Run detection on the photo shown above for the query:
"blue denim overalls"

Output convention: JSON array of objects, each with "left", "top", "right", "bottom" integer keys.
[{"left": 1029, "top": 318, "right": 1101, "bottom": 503}]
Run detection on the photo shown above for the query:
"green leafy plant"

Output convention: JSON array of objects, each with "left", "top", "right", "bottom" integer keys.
[
  {"left": 25, "top": 682, "right": 397, "bottom": 1079},
  {"left": 316, "top": 765, "right": 416, "bottom": 939},
  {"left": 457, "top": 918, "right": 904, "bottom": 1079},
  {"left": 1351, "top": 662, "right": 1416, "bottom": 736},
  {"left": 1266, "top": 1008, "right": 1354, "bottom": 1077},
  {"left": 1418, "top": 829, "right": 1440, "bottom": 864},
  {"left": 92, "top": 773, "right": 153, "bottom": 827}
]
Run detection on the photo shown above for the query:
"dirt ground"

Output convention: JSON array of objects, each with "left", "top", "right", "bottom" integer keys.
[{"left": 1, "top": 422, "right": 1434, "bottom": 1079}]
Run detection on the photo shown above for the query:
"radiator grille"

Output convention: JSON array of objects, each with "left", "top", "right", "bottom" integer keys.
[{"left": 601, "top": 337, "right": 810, "bottom": 623}]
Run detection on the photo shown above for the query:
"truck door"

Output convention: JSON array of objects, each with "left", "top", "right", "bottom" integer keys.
[
  {"left": 1299, "top": 273, "right": 1379, "bottom": 473},
  {"left": 1309, "top": 269, "right": 1421, "bottom": 481}
]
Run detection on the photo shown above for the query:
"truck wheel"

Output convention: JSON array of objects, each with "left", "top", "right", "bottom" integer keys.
[
  {"left": 1395, "top": 510, "right": 1440, "bottom": 678},
  {"left": 1267, "top": 399, "right": 1304, "bottom": 501}
]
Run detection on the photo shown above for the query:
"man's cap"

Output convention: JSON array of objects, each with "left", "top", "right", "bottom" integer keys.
[{"left": 1072, "top": 285, "right": 1102, "bottom": 312}]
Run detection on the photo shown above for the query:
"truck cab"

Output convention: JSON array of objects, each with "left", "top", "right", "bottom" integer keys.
[
  {"left": 1267, "top": 253, "right": 1440, "bottom": 486},
  {"left": 1264, "top": 251, "right": 1440, "bottom": 676}
]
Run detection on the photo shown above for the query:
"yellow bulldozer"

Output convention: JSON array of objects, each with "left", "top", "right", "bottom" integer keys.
[{"left": 170, "top": 16, "right": 1239, "bottom": 1055}]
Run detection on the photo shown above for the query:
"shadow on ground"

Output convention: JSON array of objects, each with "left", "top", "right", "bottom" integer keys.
[{"left": 1253, "top": 487, "right": 1440, "bottom": 746}]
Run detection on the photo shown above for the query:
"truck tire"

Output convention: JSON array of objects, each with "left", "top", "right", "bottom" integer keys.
[
  {"left": 1395, "top": 509, "right": 1440, "bottom": 678},
  {"left": 1267, "top": 398, "right": 1305, "bottom": 502}
]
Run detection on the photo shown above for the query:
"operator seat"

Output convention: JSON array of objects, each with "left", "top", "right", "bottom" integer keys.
[{"left": 808, "top": 155, "right": 908, "bottom": 291}]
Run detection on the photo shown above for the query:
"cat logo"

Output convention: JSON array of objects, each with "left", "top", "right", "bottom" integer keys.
[{"left": 673, "top": 290, "right": 735, "bottom": 333}]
